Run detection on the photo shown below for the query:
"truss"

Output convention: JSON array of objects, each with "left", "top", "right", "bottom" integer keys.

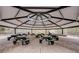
[{"left": 0, "top": 6, "right": 79, "bottom": 30}]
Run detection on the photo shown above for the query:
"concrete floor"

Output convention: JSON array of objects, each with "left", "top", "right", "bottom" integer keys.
[{"left": 0, "top": 35, "right": 78, "bottom": 53}]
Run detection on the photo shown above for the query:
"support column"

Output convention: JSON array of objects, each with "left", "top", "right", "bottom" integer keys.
[
  {"left": 45, "top": 29, "right": 47, "bottom": 34},
  {"left": 14, "top": 28, "right": 16, "bottom": 34},
  {"left": 31, "top": 29, "right": 32, "bottom": 34},
  {"left": 62, "top": 29, "right": 64, "bottom": 35}
]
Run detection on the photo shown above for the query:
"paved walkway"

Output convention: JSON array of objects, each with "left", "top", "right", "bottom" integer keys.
[{"left": 2, "top": 35, "right": 75, "bottom": 53}]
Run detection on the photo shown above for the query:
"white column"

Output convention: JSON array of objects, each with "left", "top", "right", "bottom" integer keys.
[{"left": 0, "top": 6, "right": 2, "bottom": 20}]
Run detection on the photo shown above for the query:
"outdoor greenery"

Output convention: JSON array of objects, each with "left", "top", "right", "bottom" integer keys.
[
  {"left": 0, "top": 27, "right": 5, "bottom": 32},
  {"left": 64, "top": 27, "right": 79, "bottom": 35},
  {"left": 0, "top": 26, "right": 79, "bottom": 35}
]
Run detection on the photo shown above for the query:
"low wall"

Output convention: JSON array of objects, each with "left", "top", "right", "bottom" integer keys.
[{"left": 56, "top": 36, "right": 79, "bottom": 52}]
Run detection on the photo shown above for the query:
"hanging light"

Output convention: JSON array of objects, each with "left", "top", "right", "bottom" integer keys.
[{"left": 27, "top": 16, "right": 34, "bottom": 21}]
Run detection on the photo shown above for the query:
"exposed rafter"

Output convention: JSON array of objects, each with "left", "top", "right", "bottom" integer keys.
[
  {"left": 40, "top": 15, "right": 48, "bottom": 30},
  {"left": 32, "top": 15, "right": 38, "bottom": 26},
  {"left": 42, "top": 14, "right": 49, "bottom": 18},
  {"left": 15, "top": 20, "right": 30, "bottom": 28},
  {"left": 13, "top": 6, "right": 70, "bottom": 14},
  {"left": 39, "top": 14, "right": 46, "bottom": 26},
  {"left": 2, "top": 13, "right": 78, "bottom": 22},
  {"left": 63, "top": 25, "right": 79, "bottom": 29},
  {"left": 46, "top": 14, "right": 79, "bottom": 22},
  {"left": 1, "top": 24, "right": 79, "bottom": 30},
  {"left": 42, "top": 14, "right": 73, "bottom": 26},
  {"left": 13, "top": 6, "right": 35, "bottom": 13},
  {"left": 15, "top": 9, "right": 20, "bottom": 17},
  {"left": 42, "top": 13, "right": 79, "bottom": 23},
  {"left": 16, "top": 15, "right": 35, "bottom": 28},
  {"left": 24, "top": 14, "right": 37, "bottom": 26},
  {"left": 48, "top": 20, "right": 62, "bottom": 29},
  {"left": 1, "top": 13, "right": 34, "bottom": 28},
  {"left": 60, "top": 21, "right": 74, "bottom": 26},
  {"left": 1, "top": 6, "right": 79, "bottom": 30},
  {"left": 14, "top": 9, "right": 23, "bottom": 23},
  {"left": 0, "top": 25, "right": 15, "bottom": 28},
  {"left": 18, "top": 7, "right": 57, "bottom": 9},
  {"left": 42, "top": 14, "right": 76, "bottom": 27},
  {"left": 1, "top": 16, "right": 27, "bottom": 21},
  {"left": 25, "top": 23, "right": 53, "bottom": 26},
  {"left": 42, "top": 6, "right": 70, "bottom": 14},
  {"left": 20, "top": 25, "right": 57, "bottom": 28},
  {"left": 3, "top": 20, "right": 18, "bottom": 26},
  {"left": 1, "top": 13, "right": 35, "bottom": 21},
  {"left": 55, "top": 10, "right": 64, "bottom": 23},
  {"left": 30, "top": 14, "right": 37, "bottom": 18},
  {"left": 15, "top": 14, "right": 36, "bottom": 28}
]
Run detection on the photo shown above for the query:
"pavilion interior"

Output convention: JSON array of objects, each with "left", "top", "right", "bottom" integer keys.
[{"left": 0, "top": 6, "right": 79, "bottom": 53}]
